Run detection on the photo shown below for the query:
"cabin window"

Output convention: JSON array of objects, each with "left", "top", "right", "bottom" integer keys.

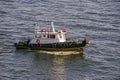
[
  {"left": 41, "top": 35, "right": 46, "bottom": 38},
  {"left": 59, "top": 34, "right": 62, "bottom": 38},
  {"left": 43, "top": 35, "right": 46, "bottom": 37},
  {"left": 50, "top": 34, "right": 55, "bottom": 38}
]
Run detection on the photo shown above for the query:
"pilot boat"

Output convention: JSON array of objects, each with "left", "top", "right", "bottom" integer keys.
[{"left": 14, "top": 22, "right": 90, "bottom": 54}]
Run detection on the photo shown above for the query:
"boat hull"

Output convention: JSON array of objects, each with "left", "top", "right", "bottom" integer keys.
[
  {"left": 30, "top": 46, "right": 84, "bottom": 51},
  {"left": 14, "top": 39, "right": 89, "bottom": 52},
  {"left": 29, "top": 42, "right": 84, "bottom": 51}
]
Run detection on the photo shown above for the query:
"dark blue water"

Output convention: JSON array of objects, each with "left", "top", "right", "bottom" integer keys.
[{"left": 0, "top": 0, "right": 120, "bottom": 80}]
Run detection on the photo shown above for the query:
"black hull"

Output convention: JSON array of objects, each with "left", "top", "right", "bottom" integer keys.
[
  {"left": 15, "top": 40, "right": 88, "bottom": 52},
  {"left": 29, "top": 42, "right": 85, "bottom": 51}
]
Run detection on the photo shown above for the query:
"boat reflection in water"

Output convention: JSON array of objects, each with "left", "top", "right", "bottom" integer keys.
[
  {"left": 14, "top": 49, "right": 84, "bottom": 80},
  {"left": 33, "top": 52, "right": 84, "bottom": 80},
  {"left": 51, "top": 56, "right": 66, "bottom": 80}
]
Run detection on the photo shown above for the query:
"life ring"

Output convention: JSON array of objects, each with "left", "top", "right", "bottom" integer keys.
[{"left": 36, "top": 39, "right": 40, "bottom": 43}]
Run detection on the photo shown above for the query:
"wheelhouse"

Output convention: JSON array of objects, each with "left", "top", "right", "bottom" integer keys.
[{"left": 30, "top": 22, "right": 66, "bottom": 44}]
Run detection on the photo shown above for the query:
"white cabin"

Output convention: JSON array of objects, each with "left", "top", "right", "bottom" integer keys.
[{"left": 30, "top": 22, "right": 66, "bottom": 44}]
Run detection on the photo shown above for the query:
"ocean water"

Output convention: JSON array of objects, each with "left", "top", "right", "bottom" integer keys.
[{"left": 0, "top": 0, "right": 120, "bottom": 80}]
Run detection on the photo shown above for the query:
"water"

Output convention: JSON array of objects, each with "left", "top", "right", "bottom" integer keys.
[{"left": 0, "top": 0, "right": 120, "bottom": 80}]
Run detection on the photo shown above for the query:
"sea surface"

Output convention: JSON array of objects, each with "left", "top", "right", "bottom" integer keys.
[{"left": 0, "top": 0, "right": 120, "bottom": 80}]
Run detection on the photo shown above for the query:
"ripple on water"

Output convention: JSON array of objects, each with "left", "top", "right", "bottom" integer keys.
[{"left": 0, "top": 0, "right": 120, "bottom": 80}]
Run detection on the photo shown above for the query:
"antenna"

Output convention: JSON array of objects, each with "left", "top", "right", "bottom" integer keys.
[{"left": 33, "top": 23, "right": 39, "bottom": 33}]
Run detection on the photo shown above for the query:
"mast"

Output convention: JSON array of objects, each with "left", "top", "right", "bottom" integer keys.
[{"left": 51, "top": 22, "right": 55, "bottom": 32}]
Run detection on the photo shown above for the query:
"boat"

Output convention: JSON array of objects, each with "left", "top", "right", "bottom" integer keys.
[{"left": 14, "top": 22, "right": 90, "bottom": 54}]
